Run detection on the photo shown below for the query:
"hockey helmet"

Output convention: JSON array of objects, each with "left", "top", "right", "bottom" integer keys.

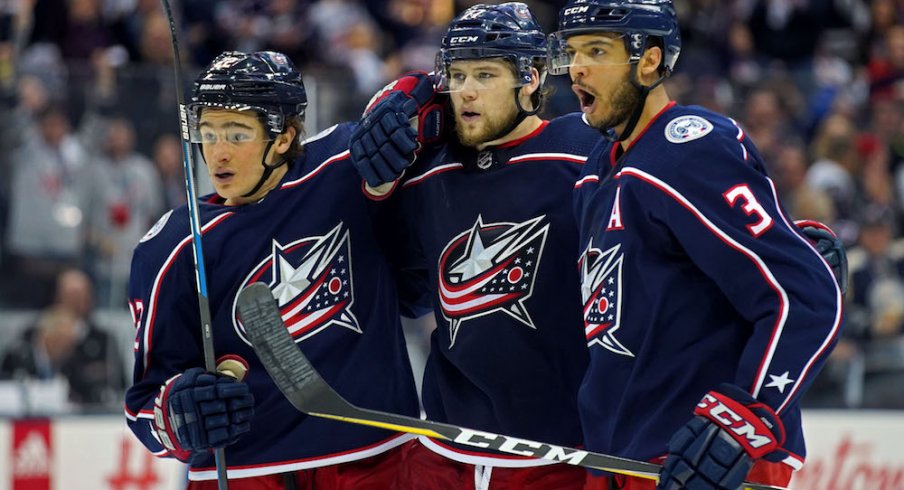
[
  {"left": 188, "top": 51, "right": 307, "bottom": 142},
  {"left": 549, "top": 0, "right": 681, "bottom": 76},
  {"left": 435, "top": 2, "right": 548, "bottom": 93}
]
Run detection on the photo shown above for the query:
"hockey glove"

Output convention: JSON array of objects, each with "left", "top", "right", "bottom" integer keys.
[
  {"left": 795, "top": 220, "right": 848, "bottom": 295},
  {"left": 153, "top": 367, "right": 254, "bottom": 462},
  {"left": 351, "top": 71, "right": 446, "bottom": 187},
  {"left": 657, "top": 384, "right": 786, "bottom": 490}
]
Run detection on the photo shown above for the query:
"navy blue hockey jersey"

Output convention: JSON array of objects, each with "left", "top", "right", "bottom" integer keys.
[
  {"left": 125, "top": 124, "right": 419, "bottom": 481},
  {"left": 392, "top": 114, "right": 601, "bottom": 466},
  {"left": 574, "top": 103, "right": 843, "bottom": 471}
]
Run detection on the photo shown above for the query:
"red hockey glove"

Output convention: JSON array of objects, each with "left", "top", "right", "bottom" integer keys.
[
  {"left": 657, "top": 384, "right": 786, "bottom": 490},
  {"left": 795, "top": 219, "right": 848, "bottom": 295},
  {"left": 153, "top": 367, "right": 254, "bottom": 462},
  {"left": 351, "top": 71, "right": 447, "bottom": 187}
]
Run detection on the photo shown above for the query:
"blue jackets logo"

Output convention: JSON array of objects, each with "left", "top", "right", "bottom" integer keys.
[
  {"left": 664, "top": 115, "right": 713, "bottom": 144},
  {"left": 232, "top": 223, "right": 361, "bottom": 344},
  {"left": 438, "top": 215, "right": 549, "bottom": 346},
  {"left": 579, "top": 241, "right": 633, "bottom": 357}
]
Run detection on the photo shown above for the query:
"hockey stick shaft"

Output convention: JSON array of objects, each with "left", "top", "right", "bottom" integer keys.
[
  {"left": 236, "top": 283, "right": 788, "bottom": 490},
  {"left": 159, "top": 1, "right": 228, "bottom": 488}
]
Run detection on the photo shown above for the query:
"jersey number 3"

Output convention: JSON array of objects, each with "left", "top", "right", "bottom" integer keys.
[{"left": 723, "top": 184, "right": 773, "bottom": 237}]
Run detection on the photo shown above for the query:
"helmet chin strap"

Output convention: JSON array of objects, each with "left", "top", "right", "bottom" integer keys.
[
  {"left": 608, "top": 67, "right": 667, "bottom": 143},
  {"left": 482, "top": 86, "right": 541, "bottom": 145},
  {"left": 242, "top": 140, "right": 290, "bottom": 198}
]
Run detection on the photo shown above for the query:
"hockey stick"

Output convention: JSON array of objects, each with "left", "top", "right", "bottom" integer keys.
[
  {"left": 159, "top": 1, "right": 228, "bottom": 488},
  {"left": 236, "top": 283, "right": 789, "bottom": 490}
]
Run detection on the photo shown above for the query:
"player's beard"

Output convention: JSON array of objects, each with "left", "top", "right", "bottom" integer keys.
[
  {"left": 589, "top": 72, "right": 644, "bottom": 134},
  {"left": 454, "top": 101, "right": 519, "bottom": 148}
]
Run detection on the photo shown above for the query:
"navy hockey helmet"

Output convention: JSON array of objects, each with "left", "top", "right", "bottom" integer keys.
[
  {"left": 549, "top": 0, "right": 681, "bottom": 76},
  {"left": 436, "top": 2, "right": 548, "bottom": 92},
  {"left": 189, "top": 51, "right": 307, "bottom": 141}
]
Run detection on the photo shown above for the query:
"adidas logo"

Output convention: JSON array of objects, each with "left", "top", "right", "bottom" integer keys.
[{"left": 14, "top": 431, "right": 50, "bottom": 477}]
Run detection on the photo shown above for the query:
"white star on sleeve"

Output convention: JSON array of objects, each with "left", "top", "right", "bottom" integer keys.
[{"left": 765, "top": 371, "right": 795, "bottom": 394}]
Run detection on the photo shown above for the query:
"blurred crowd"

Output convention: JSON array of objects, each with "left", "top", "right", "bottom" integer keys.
[{"left": 0, "top": 0, "right": 903, "bottom": 412}]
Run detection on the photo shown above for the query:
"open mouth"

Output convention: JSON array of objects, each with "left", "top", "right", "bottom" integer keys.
[
  {"left": 213, "top": 170, "right": 235, "bottom": 182},
  {"left": 460, "top": 110, "right": 481, "bottom": 122},
  {"left": 572, "top": 85, "right": 597, "bottom": 113}
]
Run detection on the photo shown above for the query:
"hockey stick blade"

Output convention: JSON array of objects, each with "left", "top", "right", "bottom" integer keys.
[{"left": 237, "top": 282, "right": 788, "bottom": 490}]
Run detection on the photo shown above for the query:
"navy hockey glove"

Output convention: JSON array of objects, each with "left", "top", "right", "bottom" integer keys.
[
  {"left": 795, "top": 219, "right": 848, "bottom": 295},
  {"left": 657, "top": 384, "right": 785, "bottom": 490},
  {"left": 153, "top": 367, "right": 254, "bottom": 462},
  {"left": 351, "top": 71, "right": 446, "bottom": 187}
]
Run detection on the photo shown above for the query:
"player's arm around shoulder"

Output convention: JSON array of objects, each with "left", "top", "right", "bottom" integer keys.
[{"left": 349, "top": 72, "right": 447, "bottom": 199}]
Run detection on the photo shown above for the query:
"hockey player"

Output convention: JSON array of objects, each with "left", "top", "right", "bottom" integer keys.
[
  {"left": 124, "top": 51, "right": 421, "bottom": 489},
  {"left": 349, "top": 4, "right": 600, "bottom": 489},
  {"left": 550, "top": 1, "right": 844, "bottom": 489}
]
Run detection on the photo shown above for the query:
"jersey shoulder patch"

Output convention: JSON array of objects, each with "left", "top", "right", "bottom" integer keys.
[
  {"left": 140, "top": 210, "right": 174, "bottom": 243},
  {"left": 664, "top": 115, "right": 713, "bottom": 144}
]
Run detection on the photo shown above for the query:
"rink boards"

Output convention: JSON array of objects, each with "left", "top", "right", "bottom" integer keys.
[{"left": 0, "top": 411, "right": 901, "bottom": 489}]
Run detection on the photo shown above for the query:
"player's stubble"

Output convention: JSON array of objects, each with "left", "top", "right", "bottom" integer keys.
[
  {"left": 454, "top": 95, "right": 519, "bottom": 148},
  {"left": 587, "top": 69, "right": 644, "bottom": 134}
]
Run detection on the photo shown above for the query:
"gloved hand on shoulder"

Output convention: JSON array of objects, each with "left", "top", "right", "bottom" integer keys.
[{"left": 350, "top": 71, "right": 447, "bottom": 188}]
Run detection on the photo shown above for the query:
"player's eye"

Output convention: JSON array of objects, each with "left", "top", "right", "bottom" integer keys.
[
  {"left": 477, "top": 71, "right": 494, "bottom": 80},
  {"left": 200, "top": 131, "right": 217, "bottom": 143},
  {"left": 227, "top": 131, "right": 254, "bottom": 144}
]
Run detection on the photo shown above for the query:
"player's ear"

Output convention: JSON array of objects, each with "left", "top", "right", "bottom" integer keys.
[
  {"left": 274, "top": 126, "right": 296, "bottom": 154},
  {"left": 638, "top": 46, "right": 662, "bottom": 84},
  {"left": 524, "top": 66, "right": 541, "bottom": 96}
]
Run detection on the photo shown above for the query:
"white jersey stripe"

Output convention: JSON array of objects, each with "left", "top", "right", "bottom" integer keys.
[
  {"left": 618, "top": 167, "right": 791, "bottom": 404},
  {"left": 281, "top": 150, "right": 350, "bottom": 189},
  {"left": 188, "top": 433, "right": 414, "bottom": 480},
  {"left": 765, "top": 178, "right": 843, "bottom": 412},
  {"left": 142, "top": 212, "right": 234, "bottom": 375},
  {"left": 507, "top": 153, "right": 587, "bottom": 164},
  {"left": 403, "top": 163, "right": 464, "bottom": 187}
]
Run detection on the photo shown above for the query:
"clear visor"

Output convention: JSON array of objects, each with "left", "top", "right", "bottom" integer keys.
[
  {"left": 187, "top": 103, "right": 275, "bottom": 145},
  {"left": 547, "top": 32, "right": 630, "bottom": 76},
  {"left": 434, "top": 50, "right": 528, "bottom": 94}
]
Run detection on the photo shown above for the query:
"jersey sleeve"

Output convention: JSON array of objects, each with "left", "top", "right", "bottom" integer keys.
[
  {"left": 376, "top": 179, "right": 432, "bottom": 319},
  {"left": 627, "top": 122, "right": 843, "bottom": 417},
  {"left": 124, "top": 211, "right": 205, "bottom": 459}
]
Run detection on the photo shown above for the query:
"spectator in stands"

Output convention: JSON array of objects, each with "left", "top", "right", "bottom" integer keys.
[
  {"left": 0, "top": 268, "right": 125, "bottom": 411},
  {"left": 3, "top": 105, "right": 93, "bottom": 308},
  {"left": 771, "top": 140, "right": 836, "bottom": 224},
  {"left": 846, "top": 205, "right": 904, "bottom": 408},
  {"left": 87, "top": 117, "right": 164, "bottom": 308},
  {"left": 151, "top": 132, "right": 186, "bottom": 209},
  {"left": 807, "top": 113, "right": 861, "bottom": 233}
]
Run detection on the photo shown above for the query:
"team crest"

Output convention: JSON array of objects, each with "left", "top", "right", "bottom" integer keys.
[
  {"left": 140, "top": 210, "right": 172, "bottom": 243},
  {"left": 579, "top": 241, "right": 633, "bottom": 357},
  {"left": 665, "top": 115, "right": 713, "bottom": 144},
  {"left": 232, "top": 224, "right": 360, "bottom": 345},
  {"left": 438, "top": 215, "right": 549, "bottom": 347}
]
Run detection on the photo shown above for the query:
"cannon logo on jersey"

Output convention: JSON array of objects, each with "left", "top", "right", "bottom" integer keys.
[
  {"left": 665, "top": 115, "right": 713, "bottom": 144},
  {"left": 579, "top": 241, "right": 633, "bottom": 357},
  {"left": 232, "top": 223, "right": 360, "bottom": 345},
  {"left": 438, "top": 215, "right": 549, "bottom": 347}
]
